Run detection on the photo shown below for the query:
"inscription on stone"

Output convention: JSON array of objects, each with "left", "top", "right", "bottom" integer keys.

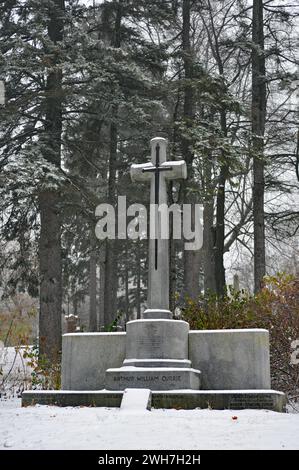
[
  {"left": 137, "top": 337, "right": 162, "bottom": 349},
  {"left": 229, "top": 394, "right": 274, "bottom": 409},
  {"left": 136, "top": 334, "right": 163, "bottom": 357},
  {"left": 113, "top": 375, "right": 182, "bottom": 383}
]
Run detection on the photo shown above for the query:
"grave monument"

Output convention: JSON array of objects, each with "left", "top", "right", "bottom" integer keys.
[
  {"left": 106, "top": 137, "right": 201, "bottom": 390},
  {"left": 22, "top": 137, "right": 286, "bottom": 412}
]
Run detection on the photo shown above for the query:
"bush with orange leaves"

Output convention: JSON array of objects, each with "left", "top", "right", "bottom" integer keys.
[{"left": 182, "top": 274, "right": 299, "bottom": 403}]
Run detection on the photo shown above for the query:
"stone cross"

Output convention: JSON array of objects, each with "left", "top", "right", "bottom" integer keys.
[{"left": 131, "top": 137, "right": 187, "bottom": 319}]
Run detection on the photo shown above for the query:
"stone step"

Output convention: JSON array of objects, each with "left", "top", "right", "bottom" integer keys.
[
  {"left": 21, "top": 389, "right": 286, "bottom": 412},
  {"left": 152, "top": 390, "right": 287, "bottom": 412},
  {"left": 105, "top": 367, "right": 201, "bottom": 391},
  {"left": 123, "top": 358, "right": 191, "bottom": 368},
  {"left": 22, "top": 390, "right": 123, "bottom": 408}
]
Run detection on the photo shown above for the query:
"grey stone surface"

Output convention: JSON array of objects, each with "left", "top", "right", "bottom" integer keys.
[
  {"left": 61, "top": 329, "right": 272, "bottom": 391},
  {"left": 126, "top": 319, "right": 189, "bottom": 361},
  {"left": 142, "top": 309, "right": 172, "bottom": 319},
  {"left": 105, "top": 319, "right": 200, "bottom": 391},
  {"left": 189, "top": 329, "right": 271, "bottom": 390},
  {"left": 61, "top": 332, "right": 126, "bottom": 390},
  {"left": 123, "top": 359, "right": 191, "bottom": 368},
  {"left": 105, "top": 367, "right": 201, "bottom": 391},
  {"left": 22, "top": 390, "right": 123, "bottom": 408},
  {"left": 22, "top": 389, "right": 286, "bottom": 412},
  {"left": 120, "top": 138, "right": 199, "bottom": 391},
  {"left": 131, "top": 137, "right": 187, "bottom": 315},
  {"left": 152, "top": 390, "right": 286, "bottom": 412}
]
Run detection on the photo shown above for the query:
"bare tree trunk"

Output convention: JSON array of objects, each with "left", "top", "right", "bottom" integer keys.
[
  {"left": 125, "top": 241, "right": 130, "bottom": 323},
  {"left": 88, "top": 232, "right": 97, "bottom": 331},
  {"left": 168, "top": 179, "right": 176, "bottom": 311},
  {"left": 103, "top": 2, "right": 122, "bottom": 326},
  {"left": 252, "top": 0, "right": 266, "bottom": 292},
  {"left": 99, "top": 251, "right": 105, "bottom": 330},
  {"left": 169, "top": 214, "right": 176, "bottom": 312},
  {"left": 39, "top": 0, "right": 65, "bottom": 362},
  {"left": 203, "top": 155, "right": 216, "bottom": 293},
  {"left": 203, "top": 1, "right": 229, "bottom": 297},
  {"left": 169, "top": 89, "right": 181, "bottom": 311},
  {"left": 39, "top": 192, "right": 62, "bottom": 360},
  {"left": 103, "top": 121, "right": 117, "bottom": 326},
  {"left": 181, "top": 0, "right": 201, "bottom": 300},
  {"left": 136, "top": 240, "right": 141, "bottom": 320},
  {"left": 214, "top": 150, "right": 228, "bottom": 296}
]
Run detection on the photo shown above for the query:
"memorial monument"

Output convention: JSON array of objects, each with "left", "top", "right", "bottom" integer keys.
[
  {"left": 22, "top": 137, "right": 286, "bottom": 412},
  {"left": 106, "top": 137, "right": 201, "bottom": 390}
]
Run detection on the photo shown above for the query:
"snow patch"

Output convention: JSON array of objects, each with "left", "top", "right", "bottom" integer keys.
[{"left": 120, "top": 388, "right": 151, "bottom": 413}]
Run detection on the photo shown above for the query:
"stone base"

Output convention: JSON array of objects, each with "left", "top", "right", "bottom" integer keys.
[
  {"left": 189, "top": 329, "right": 271, "bottom": 389},
  {"left": 125, "top": 319, "right": 189, "bottom": 362},
  {"left": 22, "top": 389, "right": 286, "bottom": 412},
  {"left": 142, "top": 309, "right": 172, "bottom": 319},
  {"left": 61, "top": 329, "right": 271, "bottom": 391},
  {"left": 22, "top": 390, "right": 123, "bottom": 408},
  {"left": 61, "top": 332, "right": 126, "bottom": 390},
  {"left": 123, "top": 359, "right": 192, "bottom": 368},
  {"left": 152, "top": 390, "right": 287, "bottom": 412},
  {"left": 105, "top": 367, "right": 201, "bottom": 391}
]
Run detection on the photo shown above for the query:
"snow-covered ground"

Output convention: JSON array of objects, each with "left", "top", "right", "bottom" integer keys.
[
  {"left": 1, "top": 346, "right": 299, "bottom": 450},
  {"left": 0, "top": 346, "right": 33, "bottom": 396},
  {"left": 1, "top": 398, "right": 299, "bottom": 450}
]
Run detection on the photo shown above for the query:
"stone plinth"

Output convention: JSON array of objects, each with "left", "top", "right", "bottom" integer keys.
[
  {"left": 61, "top": 332, "right": 126, "bottom": 390},
  {"left": 105, "top": 319, "right": 201, "bottom": 391},
  {"left": 189, "top": 329, "right": 271, "bottom": 390},
  {"left": 106, "top": 367, "right": 201, "bottom": 391},
  {"left": 22, "top": 390, "right": 123, "bottom": 408},
  {"left": 22, "top": 389, "right": 286, "bottom": 412},
  {"left": 142, "top": 309, "right": 172, "bottom": 319},
  {"left": 61, "top": 329, "right": 272, "bottom": 391},
  {"left": 152, "top": 390, "right": 286, "bottom": 412},
  {"left": 126, "top": 319, "right": 189, "bottom": 364}
]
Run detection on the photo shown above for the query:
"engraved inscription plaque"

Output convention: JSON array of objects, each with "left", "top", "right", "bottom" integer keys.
[{"left": 229, "top": 393, "right": 274, "bottom": 409}]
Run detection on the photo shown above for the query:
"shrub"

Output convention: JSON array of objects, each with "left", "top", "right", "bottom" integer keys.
[{"left": 181, "top": 273, "right": 299, "bottom": 402}]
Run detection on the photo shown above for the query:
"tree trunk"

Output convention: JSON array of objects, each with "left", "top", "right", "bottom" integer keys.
[
  {"left": 214, "top": 87, "right": 228, "bottom": 297},
  {"left": 203, "top": 2, "right": 229, "bottom": 296},
  {"left": 169, "top": 214, "right": 176, "bottom": 312},
  {"left": 252, "top": 0, "right": 266, "bottom": 292},
  {"left": 104, "top": 118, "right": 118, "bottom": 327},
  {"left": 39, "top": 0, "right": 65, "bottom": 362},
  {"left": 181, "top": 0, "right": 201, "bottom": 300},
  {"left": 203, "top": 154, "right": 216, "bottom": 293},
  {"left": 125, "top": 241, "right": 130, "bottom": 323},
  {"left": 88, "top": 231, "right": 97, "bottom": 331},
  {"left": 99, "top": 252, "right": 105, "bottom": 330},
  {"left": 136, "top": 240, "right": 141, "bottom": 320},
  {"left": 103, "top": 2, "right": 122, "bottom": 327},
  {"left": 169, "top": 89, "right": 181, "bottom": 311},
  {"left": 39, "top": 191, "right": 62, "bottom": 361},
  {"left": 214, "top": 152, "right": 228, "bottom": 297}
]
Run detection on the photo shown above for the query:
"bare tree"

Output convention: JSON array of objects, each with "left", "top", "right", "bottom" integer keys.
[
  {"left": 103, "top": 1, "right": 122, "bottom": 326},
  {"left": 252, "top": 0, "right": 266, "bottom": 292},
  {"left": 181, "top": 0, "right": 201, "bottom": 300}
]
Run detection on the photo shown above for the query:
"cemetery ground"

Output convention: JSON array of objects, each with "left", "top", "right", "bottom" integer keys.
[
  {"left": 1, "top": 396, "right": 299, "bottom": 450},
  {"left": 1, "top": 347, "right": 299, "bottom": 450}
]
